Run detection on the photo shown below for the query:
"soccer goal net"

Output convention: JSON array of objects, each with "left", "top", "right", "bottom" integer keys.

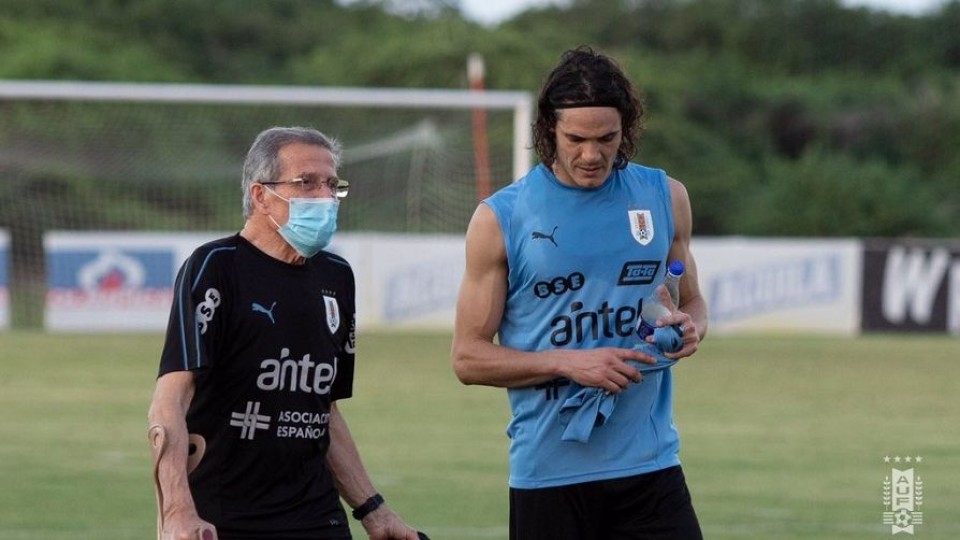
[{"left": 0, "top": 81, "right": 533, "bottom": 327}]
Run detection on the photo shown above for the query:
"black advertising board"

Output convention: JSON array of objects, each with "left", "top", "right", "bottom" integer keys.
[{"left": 862, "top": 240, "right": 960, "bottom": 333}]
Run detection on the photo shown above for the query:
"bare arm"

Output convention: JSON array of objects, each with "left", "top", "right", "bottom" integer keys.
[
  {"left": 451, "top": 204, "right": 654, "bottom": 393},
  {"left": 325, "top": 403, "right": 418, "bottom": 540},
  {"left": 662, "top": 177, "right": 709, "bottom": 358},
  {"left": 147, "top": 371, "right": 217, "bottom": 538}
]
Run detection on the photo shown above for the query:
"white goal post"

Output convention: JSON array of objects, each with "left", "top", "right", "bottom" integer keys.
[{"left": 0, "top": 80, "right": 533, "bottom": 182}]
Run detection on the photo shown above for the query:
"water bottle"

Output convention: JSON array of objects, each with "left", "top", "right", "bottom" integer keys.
[
  {"left": 664, "top": 260, "right": 683, "bottom": 308},
  {"left": 637, "top": 260, "right": 685, "bottom": 353}
]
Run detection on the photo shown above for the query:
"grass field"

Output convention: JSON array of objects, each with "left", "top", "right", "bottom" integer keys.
[{"left": 0, "top": 331, "right": 957, "bottom": 539}]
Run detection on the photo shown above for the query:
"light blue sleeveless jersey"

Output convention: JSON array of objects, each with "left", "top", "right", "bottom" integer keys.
[{"left": 485, "top": 162, "right": 681, "bottom": 489}]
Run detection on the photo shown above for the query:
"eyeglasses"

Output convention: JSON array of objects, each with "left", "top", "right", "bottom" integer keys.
[{"left": 260, "top": 173, "right": 349, "bottom": 199}]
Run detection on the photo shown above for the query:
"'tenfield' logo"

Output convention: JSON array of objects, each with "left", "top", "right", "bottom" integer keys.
[{"left": 882, "top": 455, "right": 924, "bottom": 535}]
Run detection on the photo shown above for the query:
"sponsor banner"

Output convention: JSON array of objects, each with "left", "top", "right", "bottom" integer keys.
[
  {"left": 862, "top": 240, "right": 960, "bottom": 335},
  {"left": 336, "top": 235, "right": 864, "bottom": 334},
  {"left": 0, "top": 230, "right": 9, "bottom": 330},
  {"left": 48, "top": 233, "right": 940, "bottom": 336},
  {"left": 42, "top": 231, "right": 463, "bottom": 333},
  {"left": 692, "top": 238, "right": 862, "bottom": 335},
  {"left": 328, "top": 233, "right": 464, "bottom": 330},
  {"left": 44, "top": 232, "right": 226, "bottom": 332}
]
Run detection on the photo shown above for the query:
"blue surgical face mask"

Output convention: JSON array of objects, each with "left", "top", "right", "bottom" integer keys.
[{"left": 267, "top": 188, "right": 339, "bottom": 258}]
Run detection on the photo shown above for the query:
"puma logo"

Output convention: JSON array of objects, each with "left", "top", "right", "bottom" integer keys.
[
  {"left": 252, "top": 301, "right": 277, "bottom": 324},
  {"left": 531, "top": 226, "right": 558, "bottom": 247}
]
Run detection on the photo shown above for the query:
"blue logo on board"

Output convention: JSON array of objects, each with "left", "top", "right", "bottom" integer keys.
[{"left": 47, "top": 249, "right": 174, "bottom": 291}]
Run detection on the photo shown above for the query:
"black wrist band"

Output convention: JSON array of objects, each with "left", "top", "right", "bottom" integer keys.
[{"left": 351, "top": 493, "right": 384, "bottom": 520}]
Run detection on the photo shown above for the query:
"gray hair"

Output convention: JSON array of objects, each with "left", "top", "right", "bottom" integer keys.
[{"left": 241, "top": 126, "right": 343, "bottom": 218}]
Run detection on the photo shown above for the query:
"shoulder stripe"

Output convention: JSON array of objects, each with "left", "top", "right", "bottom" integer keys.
[
  {"left": 177, "top": 245, "right": 235, "bottom": 370},
  {"left": 176, "top": 257, "right": 193, "bottom": 370},
  {"left": 325, "top": 253, "right": 351, "bottom": 267},
  {"left": 191, "top": 246, "right": 237, "bottom": 293}
]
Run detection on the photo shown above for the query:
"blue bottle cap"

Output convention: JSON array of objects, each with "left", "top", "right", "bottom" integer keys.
[{"left": 668, "top": 260, "right": 685, "bottom": 276}]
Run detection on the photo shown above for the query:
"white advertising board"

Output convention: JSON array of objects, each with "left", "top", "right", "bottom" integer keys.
[
  {"left": 43, "top": 232, "right": 862, "bottom": 335},
  {"left": 328, "top": 233, "right": 465, "bottom": 331},
  {"left": 42, "top": 231, "right": 464, "bottom": 333},
  {"left": 44, "top": 232, "right": 226, "bottom": 332},
  {"left": 692, "top": 237, "right": 862, "bottom": 335}
]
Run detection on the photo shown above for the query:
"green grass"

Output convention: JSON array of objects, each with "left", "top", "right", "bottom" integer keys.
[{"left": 0, "top": 332, "right": 957, "bottom": 539}]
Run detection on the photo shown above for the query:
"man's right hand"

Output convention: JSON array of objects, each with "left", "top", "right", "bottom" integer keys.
[
  {"left": 161, "top": 510, "right": 217, "bottom": 540},
  {"left": 555, "top": 346, "right": 655, "bottom": 394}
]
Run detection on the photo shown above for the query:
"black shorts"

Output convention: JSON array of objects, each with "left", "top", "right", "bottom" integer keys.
[{"left": 509, "top": 466, "right": 703, "bottom": 540}]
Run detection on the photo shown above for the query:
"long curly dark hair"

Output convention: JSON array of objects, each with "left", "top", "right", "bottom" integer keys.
[{"left": 533, "top": 46, "right": 645, "bottom": 170}]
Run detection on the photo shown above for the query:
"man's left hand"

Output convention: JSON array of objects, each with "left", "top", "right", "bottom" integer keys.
[{"left": 360, "top": 505, "right": 421, "bottom": 540}]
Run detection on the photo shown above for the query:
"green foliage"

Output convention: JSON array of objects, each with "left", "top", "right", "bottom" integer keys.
[
  {"left": 292, "top": 16, "right": 488, "bottom": 87},
  {"left": 733, "top": 151, "right": 950, "bottom": 236},
  {"left": 0, "top": 18, "right": 185, "bottom": 81}
]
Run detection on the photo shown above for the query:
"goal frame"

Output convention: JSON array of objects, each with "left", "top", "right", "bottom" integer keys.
[{"left": 0, "top": 80, "right": 534, "bottom": 182}]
